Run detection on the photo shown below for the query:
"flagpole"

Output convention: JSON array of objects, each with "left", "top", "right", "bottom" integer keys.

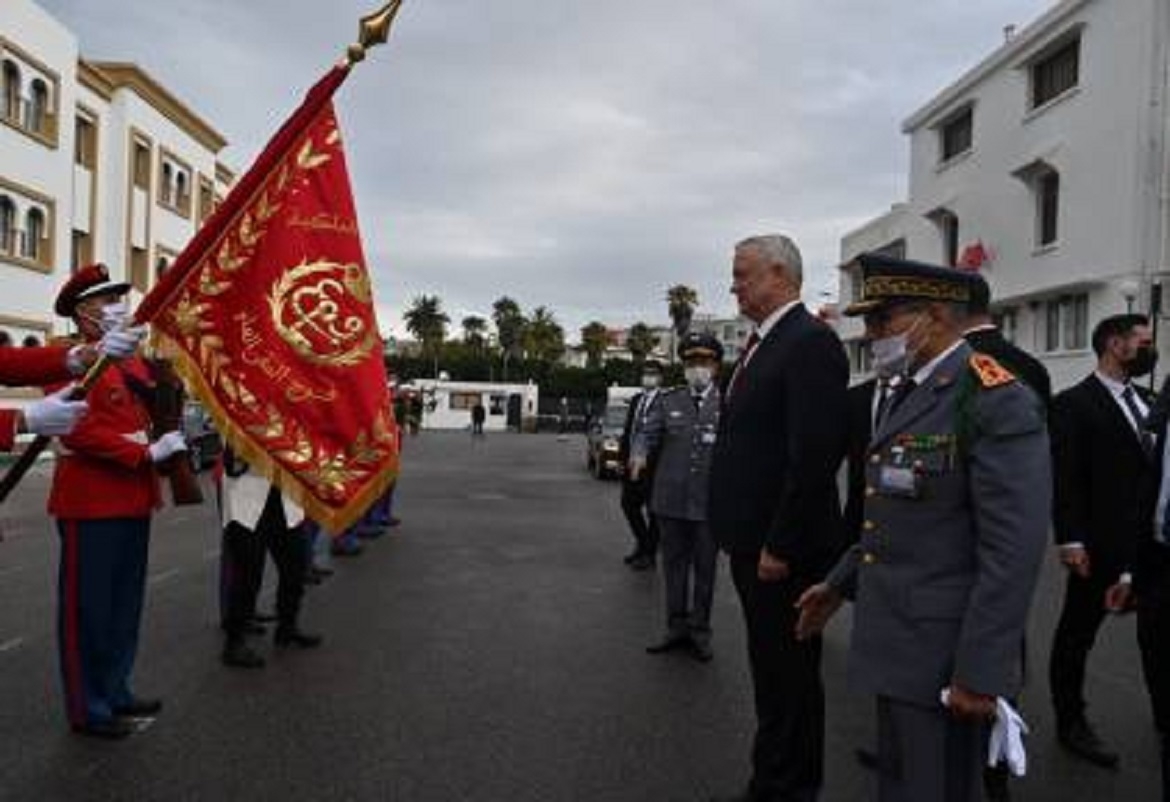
[{"left": 344, "top": 0, "right": 406, "bottom": 67}]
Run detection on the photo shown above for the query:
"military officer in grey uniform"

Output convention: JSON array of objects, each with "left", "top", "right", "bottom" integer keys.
[
  {"left": 631, "top": 332, "right": 723, "bottom": 662},
  {"left": 796, "top": 254, "right": 1050, "bottom": 802}
]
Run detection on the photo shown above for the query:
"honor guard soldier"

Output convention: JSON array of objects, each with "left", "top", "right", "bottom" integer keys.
[
  {"left": 796, "top": 254, "right": 1050, "bottom": 802},
  {"left": 47, "top": 264, "right": 185, "bottom": 739},
  {"left": 632, "top": 331, "right": 723, "bottom": 662}
]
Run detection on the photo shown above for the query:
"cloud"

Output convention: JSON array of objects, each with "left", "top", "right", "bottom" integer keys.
[{"left": 38, "top": 0, "right": 1053, "bottom": 336}]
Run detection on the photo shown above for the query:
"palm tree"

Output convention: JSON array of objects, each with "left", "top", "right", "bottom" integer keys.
[
  {"left": 403, "top": 295, "right": 449, "bottom": 376},
  {"left": 525, "top": 306, "right": 565, "bottom": 363},
  {"left": 666, "top": 284, "right": 699, "bottom": 362},
  {"left": 627, "top": 322, "right": 656, "bottom": 364},
  {"left": 580, "top": 321, "right": 609, "bottom": 369},
  {"left": 492, "top": 296, "right": 526, "bottom": 380},
  {"left": 461, "top": 315, "right": 488, "bottom": 353}
]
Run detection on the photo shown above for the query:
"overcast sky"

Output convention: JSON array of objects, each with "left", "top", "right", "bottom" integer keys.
[{"left": 40, "top": 0, "right": 1052, "bottom": 341}]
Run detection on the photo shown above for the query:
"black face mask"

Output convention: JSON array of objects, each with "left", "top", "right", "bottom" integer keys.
[{"left": 1125, "top": 345, "right": 1159, "bottom": 378}]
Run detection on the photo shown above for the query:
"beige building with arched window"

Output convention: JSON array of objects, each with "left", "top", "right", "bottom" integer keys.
[{"left": 0, "top": 0, "right": 234, "bottom": 370}]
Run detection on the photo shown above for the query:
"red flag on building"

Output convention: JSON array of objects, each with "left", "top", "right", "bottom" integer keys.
[
  {"left": 139, "top": 64, "right": 398, "bottom": 533},
  {"left": 958, "top": 240, "right": 991, "bottom": 271}
]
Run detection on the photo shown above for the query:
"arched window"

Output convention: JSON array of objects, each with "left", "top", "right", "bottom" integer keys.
[
  {"left": 161, "top": 162, "right": 173, "bottom": 204},
  {"left": 2, "top": 61, "right": 20, "bottom": 121},
  {"left": 0, "top": 196, "right": 15, "bottom": 254},
  {"left": 175, "top": 171, "right": 188, "bottom": 210},
  {"left": 24, "top": 207, "right": 44, "bottom": 260},
  {"left": 28, "top": 78, "right": 47, "bottom": 133}
]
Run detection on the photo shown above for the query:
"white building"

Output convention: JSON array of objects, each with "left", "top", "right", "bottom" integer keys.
[
  {"left": 405, "top": 379, "right": 538, "bottom": 432},
  {"left": 691, "top": 313, "right": 753, "bottom": 363},
  {"left": 839, "top": 0, "right": 1170, "bottom": 390},
  {"left": 0, "top": 0, "right": 233, "bottom": 394}
]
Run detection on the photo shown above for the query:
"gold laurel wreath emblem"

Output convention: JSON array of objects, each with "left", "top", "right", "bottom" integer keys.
[{"left": 268, "top": 259, "right": 378, "bottom": 368}]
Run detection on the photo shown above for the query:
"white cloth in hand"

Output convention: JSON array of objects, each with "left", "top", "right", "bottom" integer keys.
[
  {"left": 149, "top": 430, "right": 188, "bottom": 463},
  {"left": 987, "top": 697, "right": 1029, "bottom": 776},
  {"left": 939, "top": 689, "right": 1029, "bottom": 777},
  {"left": 99, "top": 325, "right": 146, "bottom": 360},
  {"left": 25, "top": 386, "right": 88, "bottom": 436}
]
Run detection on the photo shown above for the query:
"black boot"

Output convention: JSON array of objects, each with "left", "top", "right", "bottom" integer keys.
[
  {"left": 222, "top": 637, "right": 266, "bottom": 668},
  {"left": 274, "top": 625, "right": 322, "bottom": 649}
]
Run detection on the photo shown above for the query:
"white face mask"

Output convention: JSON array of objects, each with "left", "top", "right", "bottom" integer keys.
[
  {"left": 870, "top": 333, "right": 911, "bottom": 379},
  {"left": 641, "top": 374, "right": 660, "bottom": 390},
  {"left": 685, "top": 366, "right": 714, "bottom": 391},
  {"left": 869, "top": 314, "right": 926, "bottom": 378},
  {"left": 78, "top": 301, "right": 128, "bottom": 335}
]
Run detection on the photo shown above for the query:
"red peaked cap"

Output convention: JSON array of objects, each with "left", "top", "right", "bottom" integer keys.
[{"left": 54, "top": 263, "right": 132, "bottom": 318}]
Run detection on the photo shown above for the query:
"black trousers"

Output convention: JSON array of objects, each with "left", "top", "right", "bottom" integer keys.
[
  {"left": 730, "top": 554, "right": 823, "bottom": 802},
  {"left": 1137, "top": 551, "right": 1170, "bottom": 802},
  {"left": 221, "top": 491, "right": 308, "bottom": 640},
  {"left": 1049, "top": 570, "right": 1114, "bottom": 727},
  {"left": 620, "top": 476, "right": 659, "bottom": 557}
]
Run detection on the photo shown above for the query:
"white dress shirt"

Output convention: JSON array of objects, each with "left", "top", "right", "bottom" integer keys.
[{"left": 1093, "top": 370, "right": 1149, "bottom": 434}]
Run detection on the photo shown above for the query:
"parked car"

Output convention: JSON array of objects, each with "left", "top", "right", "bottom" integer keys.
[{"left": 585, "top": 402, "right": 628, "bottom": 480}]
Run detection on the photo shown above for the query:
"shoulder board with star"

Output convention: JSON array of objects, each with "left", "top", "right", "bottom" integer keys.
[{"left": 969, "top": 352, "right": 1016, "bottom": 389}]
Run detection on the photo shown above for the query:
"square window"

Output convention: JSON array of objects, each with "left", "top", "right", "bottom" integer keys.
[
  {"left": 940, "top": 109, "right": 973, "bottom": 162},
  {"left": 1031, "top": 37, "right": 1080, "bottom": 109}
]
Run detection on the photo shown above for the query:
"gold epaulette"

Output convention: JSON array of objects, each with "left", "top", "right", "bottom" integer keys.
[{"left": 969, "top": 353, "right": 1016, "bottom": 389}]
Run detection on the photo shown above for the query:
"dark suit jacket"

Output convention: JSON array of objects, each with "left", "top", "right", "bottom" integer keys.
[
  {"left": 618, "top": 391, "right": 645, "bottom": 465},
  {"left": 964, "top": 326, "right": 1052, "bottom": 407},
  {"left": 708, "top": 304, "right": 850, "bottom": 577},
  {"left": 1050, "top": 374, "right": 1158, "bottom": 578},
  {"left": 1137, "top": 377, "right": 1170, "bottom": 593},
  {"left": 843, "top": 378, "right": 877, "bottom": 545},
  {"left": 619, "top": 390, "right": 659, "bottom": 484}
]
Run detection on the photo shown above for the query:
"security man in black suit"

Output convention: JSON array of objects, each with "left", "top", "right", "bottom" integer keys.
[
  {"left": 1128, "top": 376, "right": 1170, "bottom": 801},
  {"left": 962, "top": 274, "right": 1052, "bottom": 407},
  {"left": 1049, "top": 313, "right": 1159, "bottom": 768},
  {"left": 619, "top": 361, "right": 663, "bottom": 570},
  {"left": 707, "top": 234, "right": 849, "bottom": 802}
]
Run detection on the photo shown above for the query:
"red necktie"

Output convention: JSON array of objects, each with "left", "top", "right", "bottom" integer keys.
[{"left": 728, "top": 332, "right": 761, "bottom": 398}]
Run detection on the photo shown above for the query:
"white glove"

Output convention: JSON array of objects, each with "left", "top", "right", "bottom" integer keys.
[
  {"left": 99, "top": 325, "right": 147, "bottom": 360},
  {"left": 149, "top": 431, "right": 188, "bottom": 463},
  {"left": 987, "top": 697, "right": 1029, "bottom": 776},
  {"left": 24, "top": 386, "right": 88, "bottom": 437}
]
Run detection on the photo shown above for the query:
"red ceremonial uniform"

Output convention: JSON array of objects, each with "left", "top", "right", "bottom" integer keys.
[
  {"left": 0, "top": 346, "right": 73, "bottom": 451},
  {"left": 46, "top": 357, "right": 160, "bottom": 519}
]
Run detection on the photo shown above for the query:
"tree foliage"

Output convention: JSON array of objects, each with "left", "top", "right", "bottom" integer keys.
[
  {"left": 580, "top": 321, "right": 609, "bottom": 369},
  {"left": 626, "top": 322, "right": 656, "bottom": 364},
  {"left": 666, "top": 284, "right": 699, "bottom": 337},
  {"left": 403, "top": 295, "right": 449, "bottom": 358}
]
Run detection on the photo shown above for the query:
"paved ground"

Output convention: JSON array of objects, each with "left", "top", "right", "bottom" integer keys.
[{"left": 0, "top": 432, "right": 1161, "bottom": 801}]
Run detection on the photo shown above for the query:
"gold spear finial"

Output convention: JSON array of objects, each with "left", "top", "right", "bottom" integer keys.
[{"left": 345, "top": 0, "right": 406, "bottom": 67}]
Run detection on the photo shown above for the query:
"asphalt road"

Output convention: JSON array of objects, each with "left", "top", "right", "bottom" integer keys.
[{"left": 0, "top": 432, "right": 1161, "bottom": 801}]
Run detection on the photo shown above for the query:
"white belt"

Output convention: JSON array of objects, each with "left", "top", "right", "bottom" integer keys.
[{"left": 56, "top": 430, "right": 149, "bottom": 457}]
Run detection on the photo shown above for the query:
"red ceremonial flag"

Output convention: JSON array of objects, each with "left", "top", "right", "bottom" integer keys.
[{"left": 138, "top": 64, "right": 398, "bottom": 533}]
